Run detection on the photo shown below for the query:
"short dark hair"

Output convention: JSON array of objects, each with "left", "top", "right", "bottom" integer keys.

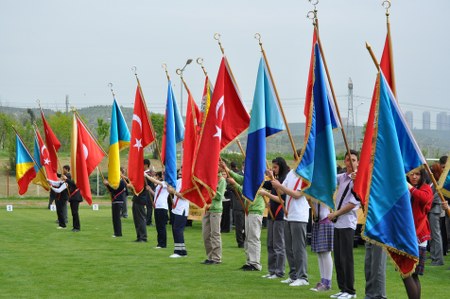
[
  {"left": 346, "top": 150, "right": 359, "bottom": 160},
  {"left": 63, "top": 165, "right": 70, "bottom": 172},
  {"left": 144, "top": 159, "right": 150, "bottom": 167},
  {"left": 230, "top": 161, "right": 237, "bottom": 169},
  {"left": 439, "top": 155, "right": 448, "bottom": 166}
]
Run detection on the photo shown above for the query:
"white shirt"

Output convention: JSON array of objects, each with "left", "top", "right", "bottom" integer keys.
[
  {"left": 334, "top": 173, "right": 360, "bottom": 230},
  {"left": 282, "top": 170, "right": 309, "bottom": 222},
  {"left": 154, "top": 182, "right": 169, "bottom": 210},
  {"left": 172, "top": 179, "right": 189, "bottom": 216}
]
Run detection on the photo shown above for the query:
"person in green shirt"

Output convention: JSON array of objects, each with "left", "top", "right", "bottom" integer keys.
[
  {"left": 201, "top": 171, "right": 226, "bottom": 265},
  {"left": 220, "top": 161, "right": 265, "bottom": 271}
]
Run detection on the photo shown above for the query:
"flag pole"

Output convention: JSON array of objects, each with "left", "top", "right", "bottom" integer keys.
[
  {"left": 364, "top": 46, "right": 450, "bottom": 217},
  {"left": 213, "top": 33, "right": 249, "bottom": 157},
  {"left": 383, "top": 0, "right": 397, "bottom": 97},
  {"left": 133, "top": 66, "right": 163, "bottom": 166},
  {"left": 254, "top": 33, "right": 298, "bottom": 161},
  {"left": 312, "top": 12, "right": 354, "bottom": 171}
]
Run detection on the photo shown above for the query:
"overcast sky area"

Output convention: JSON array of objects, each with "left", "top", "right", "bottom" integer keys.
[{"left": 1, "top": 0, "right": 449, "bottom": 128}]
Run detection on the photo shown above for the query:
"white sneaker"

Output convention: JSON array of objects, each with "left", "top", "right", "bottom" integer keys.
[
  {"left": 289, "top": 279, "right": 309, "bottom": 287},
  {"left": 281, "top": 278, "right": 294, "bottom": 284},
  {"left": 261, "top": 273, "right": 272, "bottom": 278},
  {"left": 267, "top": 274, "right": 278, "bottom": 279},
  {"left": 337, "top": 293, "right": 357, "bottom": 299},
  {"left": 155, "top": 246, "right": 163, "bottom": 249},
  {"left": 169, "top": 253, "right": 182, "bottom": 258},
  {"left": 330, "top": 292, "right": 344, "bottom": 298}
]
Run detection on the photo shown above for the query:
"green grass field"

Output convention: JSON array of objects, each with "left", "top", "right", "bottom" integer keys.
[{"left": 0, "top": 198, "right": 449, "bottom": 299}]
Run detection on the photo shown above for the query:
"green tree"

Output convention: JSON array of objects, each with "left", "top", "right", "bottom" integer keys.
[{"left": 96, "top": 118, "right": 110, "bottom": 146}]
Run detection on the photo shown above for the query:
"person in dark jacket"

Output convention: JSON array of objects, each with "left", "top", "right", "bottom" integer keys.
[{"left": 104, "top": 167, "right": 128, "bottom": 237}]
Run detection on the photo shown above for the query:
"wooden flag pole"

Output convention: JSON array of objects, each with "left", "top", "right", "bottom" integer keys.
[
  {"left": 365, "top": 45, "right": 450, "bottom": 217},
  {"left": 313, "top": 17, "right": 354, "bottom": 172},
  {"left": 254, "top": 33, "right": 298, "bottom": 161}
]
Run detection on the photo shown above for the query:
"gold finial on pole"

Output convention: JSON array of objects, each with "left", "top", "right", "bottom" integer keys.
[
  {"left": 108, "top": 82, "right": 115, "bottom": 98},
  {"left": 254, "top": 33, "right": 262, "bottom": 49},
  {"left": 196, "top": 57, "right": 208, "bottom": 76},
  {"left": 307, "top": 0, "right": 319, "bottom": 25},
  {"left": 214, "top": 33, "right": 225, "bottom": 55},
  {"left": 162, "top": 63, "right": 170, "bottom": 81},
  {"left": 382, "top": 0, "right": 391, "bottom": 17}
]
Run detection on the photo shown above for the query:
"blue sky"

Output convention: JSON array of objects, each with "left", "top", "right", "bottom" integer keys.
[{"left": 1, "top": 0, "right": 449, "bottom": 128}]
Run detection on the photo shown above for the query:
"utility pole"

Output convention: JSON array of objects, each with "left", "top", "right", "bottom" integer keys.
[
  {"left": 346, "top": 78, "right": 356, "bottom": 149},
  {"left": 65, "top": 95, "right": 69, "bottom": 114}
]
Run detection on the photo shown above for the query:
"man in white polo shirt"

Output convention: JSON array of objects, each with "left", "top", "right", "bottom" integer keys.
[{"left": 270, "top": 168, "right": 310, "bottom": 287}]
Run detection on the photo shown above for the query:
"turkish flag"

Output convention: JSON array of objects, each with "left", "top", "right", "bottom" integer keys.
[
  {"left": 180, "top": 85, "right": 205, "bottom": 207},
  {"left": 72, "top": 115, "right": 106, "bottom": 205},
  {"left": 41, "top": 110, "right": 61, "bottom": 174},
  {"left": 220, "top": 58, "right": 250, "bottom": 149},
  {"left": 35, "top": 128, "right": 58, "bottom": 182},
  {"left": 127, "top": 84, "right": 155, "bottom": 194},
  {"left": 193, "top": 57, "right": 249, "bottom": 203}
]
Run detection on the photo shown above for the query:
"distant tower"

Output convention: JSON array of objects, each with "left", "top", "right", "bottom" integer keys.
[
  {"left": 346, "top": 78, "right": 355, "bottom": 149},
  {"left": 65, "top": 95, "right": 69, "bottom": 113},
  {"left": 422, "top": 111, "right": 430, "bottom": 130},
  {"left": 436, "top": 112, "right": 447, "bottom": 130},
  {"left": 404, "top": 111, "right": 414, "bottom": 129}
]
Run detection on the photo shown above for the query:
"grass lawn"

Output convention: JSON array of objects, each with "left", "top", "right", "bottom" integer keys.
[{"left": 0, "top": 198, "right": 449, "bottom": 298}]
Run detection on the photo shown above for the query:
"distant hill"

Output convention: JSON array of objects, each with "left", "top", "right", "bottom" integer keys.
[{"left": 2, "top": 105, "right": 449, "bottom": 158}]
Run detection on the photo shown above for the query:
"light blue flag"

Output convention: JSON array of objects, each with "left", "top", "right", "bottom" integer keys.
[
  {"left": 358, "top": 72, "right": 419, "bottom": 275},
  {"left": 242, "top": 57, "right": 285, "bottom": 201},
  {"left": 162, "top": 80, "right": 185, "bottom": 188},
  {"left": 295, "top": 43, "right": 339, "bottom": 210}
]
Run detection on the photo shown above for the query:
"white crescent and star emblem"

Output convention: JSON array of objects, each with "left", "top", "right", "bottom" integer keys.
[
  {"left": 43, "top": 158, "right": 51, "bottom": 165},
  {"left": 133, "top": 138, "right": 143, "bottom": 151},
  {"left": 40, "top": 144, "right": 47, "bottom": 155},
  {"left": 82, "top": 144, "right": 89, "bottom": 160},
  {"left": 132, "top": 114, "right": 143, "bottom": 131},
  {"left": 213, "top": 95, "right": 225, "bottom": 140}
]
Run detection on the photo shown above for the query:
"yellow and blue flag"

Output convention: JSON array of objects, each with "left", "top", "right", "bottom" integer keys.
[
  {"left": 295, "top": 31, "right": 340, "bottom": 210},
  {"left": 354, "top": 71, "right": 426, "bottom": 276},
  {"left": 242, "top": 57, "right": 285, "bottom": 201},
  {"left": 108, "top": 99, "right": 130, "bottom": 189},
  {"left": 161, "top": 81, "right": 185, "bottom": 188},
  {"left": 15, "top": 134, "right": 37, "bottom": 195}
]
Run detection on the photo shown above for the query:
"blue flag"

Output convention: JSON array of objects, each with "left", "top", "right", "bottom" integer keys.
[
  {"left": 295, "top": 41, "right": 339, "bottom": 210},
  {"left": 242, "top": 57, "right": 285, "bottom": 201},
  {"left": 162, "top": 80, "right": 185, "bottom": 187},
  {"left": 355, "top": 72, "right": 423, "bottom": 276}
]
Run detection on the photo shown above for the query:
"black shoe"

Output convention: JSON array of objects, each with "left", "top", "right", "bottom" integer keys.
[
  {"left": 242, "top": 264, "right": 258, "bottom": 271},
  {"left": 201, "top": 259, "right": 213, "bottom": 264},
  {"left": 238, "top": 244, "right": 244, "bottom": 248},
  {"left": 210, "top": 260, "right": 221, "bottom": 265}
]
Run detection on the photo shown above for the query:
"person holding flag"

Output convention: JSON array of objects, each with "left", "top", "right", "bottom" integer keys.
[
  {"left": 403, "top": 169, "right": 433, "bottom": 298},
  {"left": 103, "top": 167, "right": 128, "bottom": 238},
  {"left": 328, "top": 150, "right": 360, "bottom": 299},
  {"left": 50, "top": 165, "right": 82, "bottom": 232}
]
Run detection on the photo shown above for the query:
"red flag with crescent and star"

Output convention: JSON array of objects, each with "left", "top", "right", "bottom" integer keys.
[
  {"left": 127, "top": 84, "right": 155, "bottom": 195},
  {"left": 193, "top": 57, "right": 250, "bottom": 203},
  {"left": 41, "top": 110, "right": 61, "bottom": 175},
  {"left": 71, "top": 114, "right": 106, "bottom": 205},
  {"left": 34, "top": 127, "right": 58, "bottom": 182}
]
